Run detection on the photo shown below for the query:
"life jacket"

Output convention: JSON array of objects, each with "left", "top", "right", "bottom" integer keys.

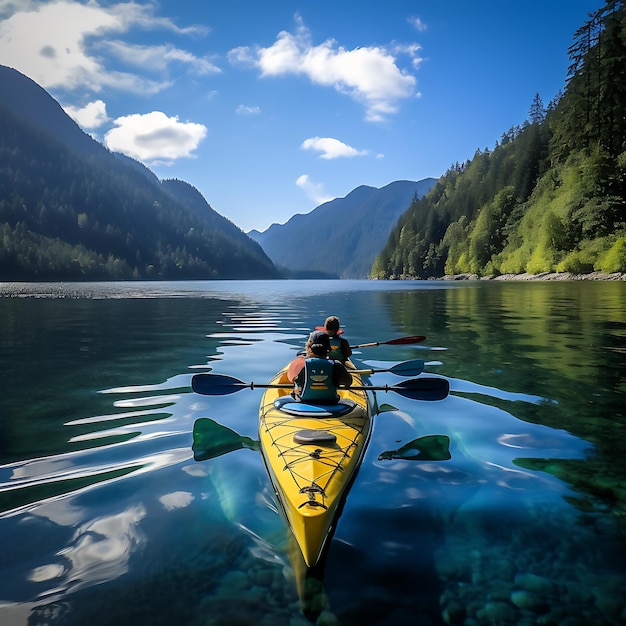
[
  {"left": 300, "top": 357, "right": 338, "bottom": 403},
  {"left": 327, "top": 335, "right": 344, "bottom": 361}
]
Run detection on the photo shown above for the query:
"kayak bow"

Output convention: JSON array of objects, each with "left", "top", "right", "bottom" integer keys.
[{"left": 258, "top": 360, "right": 372, "bottom": 567}]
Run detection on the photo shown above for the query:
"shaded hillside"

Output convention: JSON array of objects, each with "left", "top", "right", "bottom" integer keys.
[
  {"left": 0, "top": 66, "right": 102, "bottom": 158},
  {"left": 161, "top": 178, "right": 272, "bottom": 267},
  {"left": 0, "top": 66, "right": 279, "bottom": 281},
  {"left": 249, "top": 179, "right": 436, "bottom": 279},
  {"left": 372, "top": 1, "right": 626, "bottom": 279}
]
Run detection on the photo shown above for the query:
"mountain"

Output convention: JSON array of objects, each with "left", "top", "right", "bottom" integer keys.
[
  {"left": 0, "top": 66, "right": 102, "bottom": 159},
  {"left": 0, "top": 65, "right": 279, "bottom": 281},
  {"left": 372, "top": 2, "right": 626, "bottom": 279},
  {"left": 161, "top": 177, "right": 272, "bottom": 264},
  {"left": 249, "top": 179, "right": 436, "bottom": 278}
]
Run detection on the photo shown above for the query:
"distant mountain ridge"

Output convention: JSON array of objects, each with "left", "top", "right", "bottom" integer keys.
[
  {"left": 0, "top": 65, "right": 278, "bottom": 280},
  {"left": 249, "top": 179, "right": 436, "bottom": 278}
]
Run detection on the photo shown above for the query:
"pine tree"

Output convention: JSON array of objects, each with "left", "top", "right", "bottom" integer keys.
[{"left": 529, "top": 93, "right": 546, "bottom": 124}]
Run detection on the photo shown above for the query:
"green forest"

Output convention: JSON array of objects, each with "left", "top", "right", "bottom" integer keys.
[
  {"left": 0, "top": 98, "right": 278, "bottom": 281},
  {"left": 372, "top": 1, "right": 626, "bottom": 279}
]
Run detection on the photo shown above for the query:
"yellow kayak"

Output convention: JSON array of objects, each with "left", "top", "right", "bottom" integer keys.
[{"left": 258, "top": 360, "right": 372, "bottom": 568}]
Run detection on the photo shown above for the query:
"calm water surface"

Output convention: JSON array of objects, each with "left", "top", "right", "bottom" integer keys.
[{"left": 0, "top": 279, "right": 625, "bottom": 626}]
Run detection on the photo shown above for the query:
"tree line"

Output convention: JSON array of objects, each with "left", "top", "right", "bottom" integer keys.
[
  {"left": 372, "top": 0, "right": 625, "bottom": 279},
  {"left": 0, "top": 102, "right": 278, "bottom": 281}
]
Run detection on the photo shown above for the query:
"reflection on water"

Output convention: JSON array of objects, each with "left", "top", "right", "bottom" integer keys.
[
  {"left": 0, "top": 280, "right": 625, "bottom": 625},
  {"left": 192, "top": 418, "right": 258, "bottom": 461},
  {"left": 35, "top": 503, "right": 147, "bottom": 594},
  {"left": 378, "top": 434, "right": 451, "bottom": 461}
]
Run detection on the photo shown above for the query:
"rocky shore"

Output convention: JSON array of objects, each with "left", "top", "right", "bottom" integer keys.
[{"left": 438, "top": 271, "right": 626, "bottom": 281}]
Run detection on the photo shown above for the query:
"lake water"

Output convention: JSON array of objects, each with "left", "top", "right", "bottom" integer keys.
[{"left": 0, "top": 279, "right": 625, "bottom": 626}]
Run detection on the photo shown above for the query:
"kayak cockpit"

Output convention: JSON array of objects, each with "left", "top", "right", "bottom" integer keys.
[{"left": 273, "top": 396, "right": 357, "bottom": 417}]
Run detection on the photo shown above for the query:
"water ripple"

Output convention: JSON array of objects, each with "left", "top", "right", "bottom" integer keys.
[
  {"left": 448, "top": 376, "right": 553, "bottom": 404},
  {"left": 0, "top": 367, "right": 197, "bottom": 520}
]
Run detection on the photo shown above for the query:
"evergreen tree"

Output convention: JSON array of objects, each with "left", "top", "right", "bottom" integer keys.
[
  {"left": 0, "top": 102, "right": 280, "bottom": 281},
  {"left": 372, "top": 0, "right": 625, "bottom": 279},
  {"left": 529, "top": 93, "right": 546, "bottom": 124}
]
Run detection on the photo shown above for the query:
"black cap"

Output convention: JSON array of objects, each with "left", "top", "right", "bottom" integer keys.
[{"left": 308, "top": 330, "right": 331, "bottom": 353}]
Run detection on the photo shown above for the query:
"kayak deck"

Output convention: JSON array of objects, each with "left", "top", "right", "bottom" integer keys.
[{"left": 258, "top": 361, "right": 371, "bottom": 567}]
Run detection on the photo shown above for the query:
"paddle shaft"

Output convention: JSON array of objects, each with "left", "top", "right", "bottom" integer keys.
[{"left": 192, "top": 379, "right": 410, "bottom": 393}]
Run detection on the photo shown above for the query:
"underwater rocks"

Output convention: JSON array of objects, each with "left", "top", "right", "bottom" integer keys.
[{"left": 435, "top": 515, "right": 625, "bottom": 626}]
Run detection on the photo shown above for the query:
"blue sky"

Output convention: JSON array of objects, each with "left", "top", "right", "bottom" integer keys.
[{"left": 0, "top": 0, "right": 602, "bottom": 232}]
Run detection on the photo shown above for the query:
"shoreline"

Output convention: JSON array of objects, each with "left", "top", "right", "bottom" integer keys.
[{"left": 436, "top": 271, "right": 626, "bottom": 281}]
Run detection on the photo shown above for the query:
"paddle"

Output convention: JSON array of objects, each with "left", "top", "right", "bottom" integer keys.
[
  {"left": 191, "top": 373, "right": 449, "bottom": 401},
  {"left": 353, "top": 358, "right": 425, "bottom": 377},
  {"left": 350, "top": 335, "right": 426, "bottom": 349}
]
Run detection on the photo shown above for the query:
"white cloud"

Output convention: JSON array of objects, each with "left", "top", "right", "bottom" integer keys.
[
  {"left": 0, "top": 1, "right": 215, "bottom": 93},
  {"left": 301, "top": 137, "right": 368, "bottom": 160},
  {"left": 63, "top": 99, "right": 109, "bottom": 129},
  {"left": 236, "top": 104, "right": 261, "bottom": 115},
  {"left": 231, "top": 16, "right": 417, "bottom": 122},
  {"left": 159, "top": 491, "right": 194, "bottom": 511},
  {"left": 296, "top": 174, "right": 333, "bottom": 205},
  {"left": 0, "top": 0, "right": 35, "bottom": 20},
  {"left": 227, "top": 45, "right": 256, "bottom": 67},
  {"left": 104, "top": 111, "right": 207, "bottom": 163},
  {"left": 394, "top": 43, "right": 425, "bottom": 70},
  {"left": 181, "top": 464, "right": 208, "bottom": 477},
  {"left": 0, "top": 1, "right": 120, "bottom": 90},
  {"left": 107, "top": 2, "right": 208, "bottom": 37},
  {"left": 408, "top": 16, "right": 427, "bottom": 32},
  {"left": 97, "top": 40, "right": 220, "bottom": 76}
]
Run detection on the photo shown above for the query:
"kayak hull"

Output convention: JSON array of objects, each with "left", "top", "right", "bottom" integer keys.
[{"left": 258, "top": 361, "right": 371, "bottom": 567}]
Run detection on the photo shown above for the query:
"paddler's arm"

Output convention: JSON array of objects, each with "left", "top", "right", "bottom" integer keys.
[
  {"left": 333, "top": 361, "right": 353, "bottom": 387},
  {"left": 340, "top": 337, "right": 353, "bottom": 360},
  {"left": 287, "top": 357, "right": 305, "bottom": 383}
]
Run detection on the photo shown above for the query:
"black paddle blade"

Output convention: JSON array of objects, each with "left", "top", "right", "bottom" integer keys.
[
  {"left": 191, "top": 373, "right": 248, "bottom": 395},
  {"left": 393, "top": 377, "right": 449, "bottom": 401},
  {"left": 389, "top": 359, "right": 425, "bottom": 376},
  {"left": 355, "top": 359, "right": 426, "bottom": 377}
]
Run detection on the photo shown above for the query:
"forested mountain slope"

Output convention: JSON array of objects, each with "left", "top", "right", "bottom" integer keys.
[
  {"left": 372, "top": 1, "right": 625, "bottom": 279},
  {"left": 249, "top": 179, "right": 436, "bottom": 278},
  {"left": 0, "top": 66, "right": 279, "bottom": 280}
]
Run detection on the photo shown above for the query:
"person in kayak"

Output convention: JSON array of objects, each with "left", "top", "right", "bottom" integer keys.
[
  {"left": 287, "top": 331, "right": 352, "bottom": 403},
  {"left": 321, "top": 316, "right": 352, "bottom": 363}
]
